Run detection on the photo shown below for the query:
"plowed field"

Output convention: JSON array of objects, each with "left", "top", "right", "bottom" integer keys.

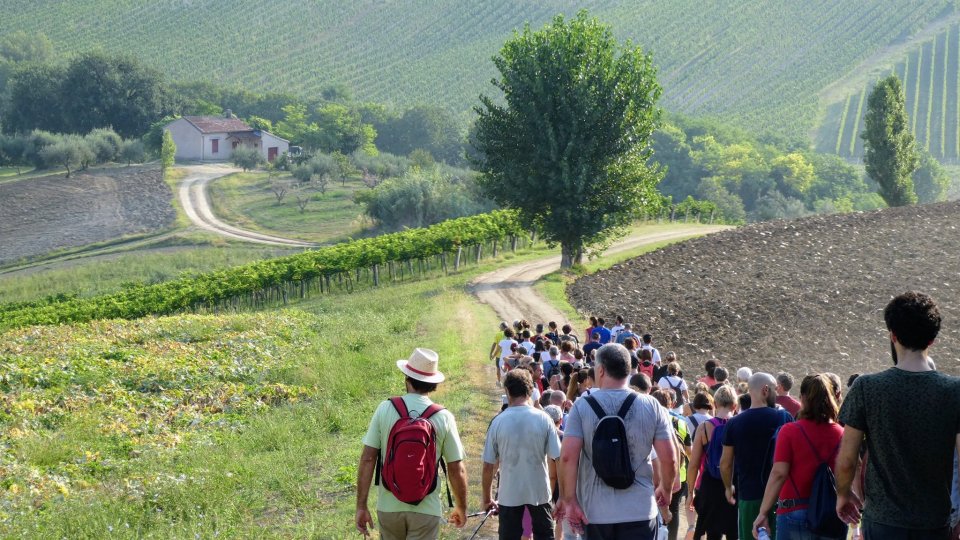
[
  {"left": 569, "top": 203, "right": 960, "bottom": 380},
  {"left": 0, "top": 166, "right": 174, "bottom": 265}
]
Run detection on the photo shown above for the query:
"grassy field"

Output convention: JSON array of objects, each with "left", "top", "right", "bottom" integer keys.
[
  {"left": 0, "top": 229, "right": 579, "bottom": 537},
  {"left": 207, "top": 172, "right": 368, "bottom": 244},
  {"left": 0, "top": 279, "right": 497, "bottom": 538},
  {"left": 0, "top": 1, "right": 949, "bottom": 140}
]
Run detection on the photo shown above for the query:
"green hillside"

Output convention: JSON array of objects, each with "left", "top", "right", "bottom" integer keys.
[
  {"left": 817, "top": 22, "right": 960, "bottom": 162},
  {"left": 0, "top": 0, "right": 951, "bottom": 141}
]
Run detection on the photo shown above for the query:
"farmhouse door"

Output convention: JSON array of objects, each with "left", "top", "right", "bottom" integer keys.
[
  {"left": 211, "top": 139, "right": 219, "bottom": 154},
  {"left": 268, "top": 147, "right": 278, "bottom": 161}
]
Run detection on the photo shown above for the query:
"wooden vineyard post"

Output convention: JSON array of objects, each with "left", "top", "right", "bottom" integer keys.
[
  {"left": 455, "top": 246, "right": 462, "bottom": 270},
  {"left": 511, "top": 236, "right": 518, "bottom": 252},
  {"left": 476, "top": 244, "right": 483, "bottom": 264},
  {"left": 492, "top": 240, "right": 499, "bottom": 258},
  {"left": 373, "top": 265, "right": 380, "bottom": 286}
]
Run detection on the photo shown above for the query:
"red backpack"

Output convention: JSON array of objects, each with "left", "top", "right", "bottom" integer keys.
[{"left": 375, "top": 397, "right": 451, "bottom": 506}]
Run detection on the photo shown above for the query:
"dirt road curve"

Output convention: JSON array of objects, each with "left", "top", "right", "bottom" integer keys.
[
  {"left": 470, "top": 226, "right": 728, "bottom": 325},
  {"left": 178, "top": 164, "right": 316, "bottom": 247}
]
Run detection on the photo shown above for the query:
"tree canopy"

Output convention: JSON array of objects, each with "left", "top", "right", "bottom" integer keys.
[{"left": 472, "top": 11, "right": 663, "bottom": 267}]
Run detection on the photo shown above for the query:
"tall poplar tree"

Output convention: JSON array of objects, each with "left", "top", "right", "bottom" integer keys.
[
  {"left": 862, "top": 75, "right": 918, "bottom": 207},
  {"left": 472, "top": 11, "right": 663, "bottom": 268}
]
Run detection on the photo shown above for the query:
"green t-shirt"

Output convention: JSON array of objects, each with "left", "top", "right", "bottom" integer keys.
[
  {"left": 838, "top": 367, "right": 960, "bottom": 529},
  {"left": 362, "top": 393, "right": 466, "bottom": 516}
]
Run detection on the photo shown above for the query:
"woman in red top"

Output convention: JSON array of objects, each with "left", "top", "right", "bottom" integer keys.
[{"left": 752, "top": 374, "right": 846, "bottom": 540}]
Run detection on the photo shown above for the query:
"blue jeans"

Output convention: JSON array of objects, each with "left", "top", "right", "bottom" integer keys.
[{"left": 776, "top": 509, "right": 847, "bottom": 540}]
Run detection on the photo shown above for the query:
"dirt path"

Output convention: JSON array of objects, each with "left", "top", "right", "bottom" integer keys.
[
  {"left": 178, "top": 164, "right": 317, "bottom": 248},
  {"left": 470, "top": 226, "right": 729, "bottom": 325}
]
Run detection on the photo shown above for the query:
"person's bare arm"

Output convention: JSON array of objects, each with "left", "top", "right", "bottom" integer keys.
[
  {"left": 687, "top": 423, "right": 705, "bottom": 500},
  {"left": 555, "top": 436, "right": 588, "bottom": 529},
  {"left": 446, "top": 460, "right": 468, "bottom": 528},
  {"left": 481, "top": 461, "right": 499, "bottom": 512},
  {"left": 720, "top": 445, "right": 736, "bottom": 504},
  {"left": 653, "top": 437, "right": 677, "bottom": 508},
  {"left": 754, "top": 461, "right": 789, "bottom": 536},
  {"left": 355, "top": 445, "right": 379, "bottom": 536},
  {"left": 836, "top": 426, "right": 865, "bottom": 524},
  {"left": 548, "top": 457, "right": 558, "bottom": 493}
]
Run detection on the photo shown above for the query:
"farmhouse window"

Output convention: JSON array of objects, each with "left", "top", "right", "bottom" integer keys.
[{"left": 212, "top": 139, "right": 219, "bottom": 154}]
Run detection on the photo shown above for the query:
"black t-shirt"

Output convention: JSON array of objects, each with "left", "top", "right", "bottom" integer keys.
[
  {"left": 582, "top": 342, "right": 601, "bottom": 361},
  {"left": 722, "top": 406, "right": 794, "bottom": 500},
  {"left": 839, "top": 368, "right": 960, "bottom": 529}
]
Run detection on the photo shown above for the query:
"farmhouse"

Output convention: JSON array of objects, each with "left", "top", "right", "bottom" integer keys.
[{"left": 164, "top": 110, "right": 288, "bottom": 162}]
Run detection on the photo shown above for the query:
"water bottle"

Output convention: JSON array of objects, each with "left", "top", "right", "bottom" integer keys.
[{"left": 757, "top": 527, "right": 772, "bottom": 540}]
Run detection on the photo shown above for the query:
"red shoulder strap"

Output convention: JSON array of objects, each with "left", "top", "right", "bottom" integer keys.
[
  {"left": 389, "top": 397, "right": 410, "bottom": 419},
  {"left": 419, "top": 403, "right": 444, "bottom": 420}
]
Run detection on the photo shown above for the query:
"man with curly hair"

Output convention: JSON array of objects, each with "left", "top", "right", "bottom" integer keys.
[{"left": 836, "top": 292, "right": 960, "bottom": 539}]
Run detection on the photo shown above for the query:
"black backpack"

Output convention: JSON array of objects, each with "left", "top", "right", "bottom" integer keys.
[
  {"left": 790, "top": 425, "right": 846, "bottom": 538},
  {"left": 544, "top": 359, "right": 560, "bottom": 382},
  {"left": 667, "top": 378, "right": 686, "bottom": 407},
  {"left": 584, "top": 393, "right": 638, "bottom": 489}
]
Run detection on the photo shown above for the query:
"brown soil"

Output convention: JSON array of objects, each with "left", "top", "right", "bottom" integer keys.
[
  {"left": 569, "top": 202, "right": 960, "bottom": 381},
  {"left": 0, "top": 166, "right": 175, "bottom": 265}
]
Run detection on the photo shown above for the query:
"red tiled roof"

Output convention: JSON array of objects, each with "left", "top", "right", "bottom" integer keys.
[{"left": 183, "top": 116, "right": 252, "bottom": 134}]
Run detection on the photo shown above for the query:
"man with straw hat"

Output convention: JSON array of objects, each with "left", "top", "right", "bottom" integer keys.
[{"left": 355, "top": 348, "right": 469, "bottom": 539}]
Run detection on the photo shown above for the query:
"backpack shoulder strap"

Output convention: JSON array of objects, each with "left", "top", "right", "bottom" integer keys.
[
  {"left": 419, "top": 403, "right": 444, "bottom": 421},
  {"left": 616, "top": 392, "right": 638, "bottom": 419},
  {"left": 796, "top": 423, "right": 826, "bottom": 464},
  {"left": 389, "top": 397, "right": 410, "bottom": 419},
  {"left": 583, "top": 395, "right": 608, "bottom": 419}
]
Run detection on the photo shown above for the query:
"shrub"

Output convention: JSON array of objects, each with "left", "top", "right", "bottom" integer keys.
[{"left": 231, "top": 145, "right": 264, "bottom": 172}]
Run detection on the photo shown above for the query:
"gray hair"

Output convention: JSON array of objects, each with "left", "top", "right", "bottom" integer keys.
[
  {"left": 737, "top": 367, "right": 753, "bottom": 382},
  {"left": 549, "top": 390, "right": 565, "bottom": 406},
  {"left": 596, "top": 343, "right": 630, "bottom": 379},
  {"left": 544, "top": 405, "right": 563, "bottom": 423}
]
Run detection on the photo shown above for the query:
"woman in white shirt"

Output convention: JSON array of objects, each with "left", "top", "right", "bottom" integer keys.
[{"left": 657, "top": 361, "right": 689, "bottom": 414}]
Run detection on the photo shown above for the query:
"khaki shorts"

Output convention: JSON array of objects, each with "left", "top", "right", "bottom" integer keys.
[{"left": 377, "top": 511, "right": 442, "bottom": 540}]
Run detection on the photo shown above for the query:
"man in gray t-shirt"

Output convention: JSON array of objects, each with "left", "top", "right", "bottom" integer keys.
[
  {"left": 555, "top": 344, "right": 675, "bottom": 540},
  {"left": 482, "top": 369, "right": 561, "bottom": 539}
]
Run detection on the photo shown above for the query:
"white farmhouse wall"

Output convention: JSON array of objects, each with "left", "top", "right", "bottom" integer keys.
[
  {"left": 164, "top": 119, "right": 203, "bottom": 161},
  {"left": 201, "top": 133, "right": 232, "bottom": 161},
  {"left": 258, "top": 131, "right": 289, "bottom": 161}
]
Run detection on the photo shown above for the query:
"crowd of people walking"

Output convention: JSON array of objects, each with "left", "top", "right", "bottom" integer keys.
[{"left": 355, "top": 291, "right": 960, "bottom": 540}]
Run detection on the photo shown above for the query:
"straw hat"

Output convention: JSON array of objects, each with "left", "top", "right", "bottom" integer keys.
[{"left": 397, "top": 348, "right": 445, "bottom": 384}]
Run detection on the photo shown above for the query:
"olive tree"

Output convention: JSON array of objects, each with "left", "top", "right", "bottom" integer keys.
[{"left": 472, "top": 11, "right": 663, "bottom": 267}]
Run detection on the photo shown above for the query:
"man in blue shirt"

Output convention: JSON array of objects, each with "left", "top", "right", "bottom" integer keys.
[
  {"left": 720, "top": 372, "right": 793, "bottom": 540},
  {"left": 582, "top": 333, "right": 602, "bottom": 363},
  {"left": 595, "top": 317, "right": 612, "bottom": 344}
]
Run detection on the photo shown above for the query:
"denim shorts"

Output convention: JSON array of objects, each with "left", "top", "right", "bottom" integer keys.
[{"left": 775, "top": 509, "right": 847, "bottom": 540}]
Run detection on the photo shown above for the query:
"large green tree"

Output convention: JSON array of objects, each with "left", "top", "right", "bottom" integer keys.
[
  {"left": 472, "top": 11, "right": 662, "bottom": 267},
  {"left": 60, "top": 52, "right": 172, "bottom": 138},
  {"left": 862, "top": 75, "right": 918, "bottom": 207}
]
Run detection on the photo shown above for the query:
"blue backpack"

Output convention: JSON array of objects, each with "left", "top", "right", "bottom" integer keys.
[{"left": 705, "top": 417, "right": 728, "bottom": 479}]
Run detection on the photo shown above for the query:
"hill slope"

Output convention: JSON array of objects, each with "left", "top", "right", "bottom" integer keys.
[
  {"left": 817, "top": 20, "right": 960, "bottom": 162},
  {"left": 0, "top": 0, "right": 951, "bottom": 140},
  {"left": 569, "top": 202, "right": 960, "bottom": 379}
]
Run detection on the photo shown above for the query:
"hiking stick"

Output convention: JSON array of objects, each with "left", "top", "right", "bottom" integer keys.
[{"left": 467, "top": 509, "right": 495, "bottom": 540}]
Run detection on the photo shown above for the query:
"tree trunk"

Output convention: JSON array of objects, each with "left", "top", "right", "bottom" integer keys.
[{"left": 560, "top": 242, "right": 583, "bottom": 269}]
